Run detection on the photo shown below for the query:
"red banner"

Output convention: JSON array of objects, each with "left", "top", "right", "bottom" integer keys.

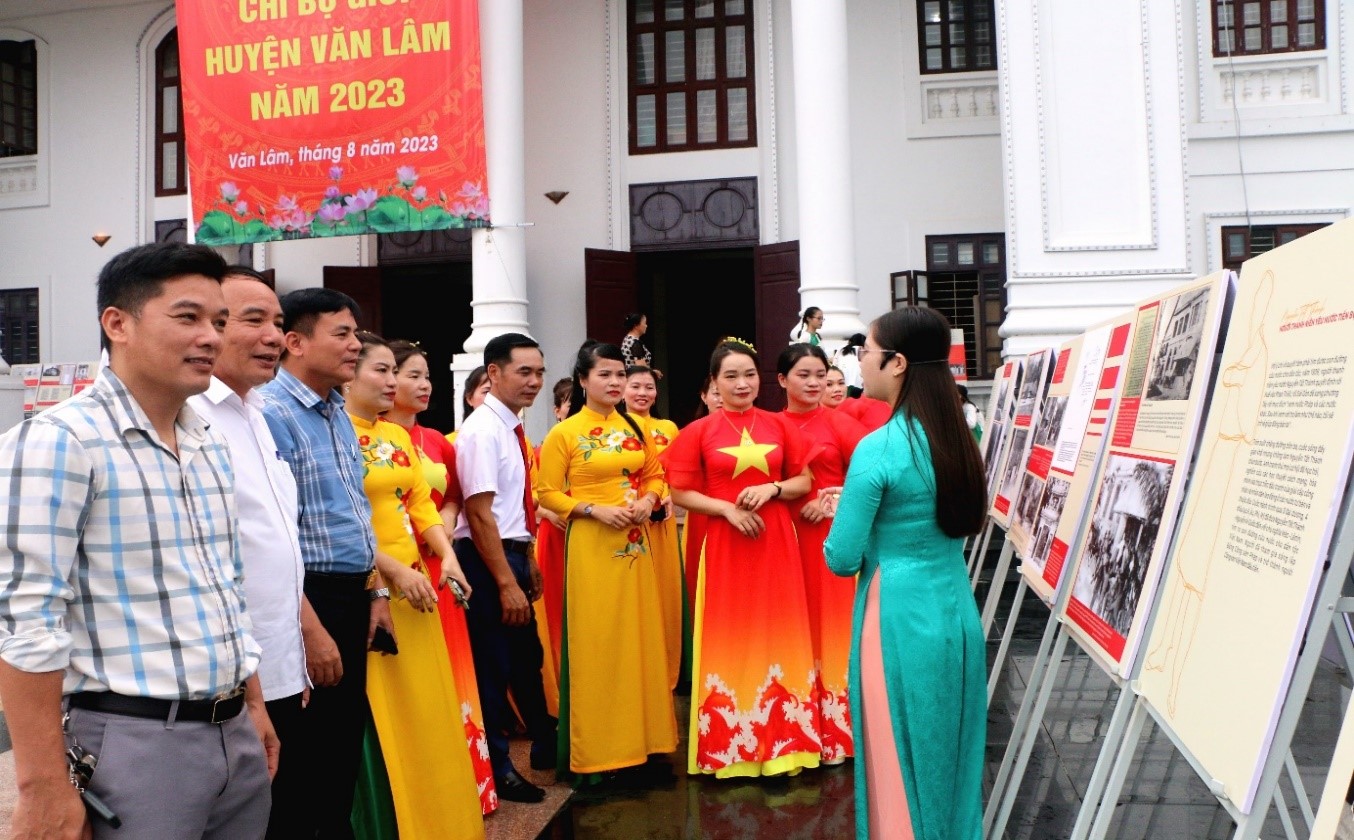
[
  {"left": 949, "top": 328, "right": 968, "bottom": 383},
  {"left": 176, "top": 0, "right": 487, "bottom": 245}
]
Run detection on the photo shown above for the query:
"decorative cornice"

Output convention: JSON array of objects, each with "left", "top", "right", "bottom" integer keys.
[
  {"left": 1174, "top": 0, "right": 1193, "bottom": 272},
  {"left": 996, "top": 0, "right": 1019, "bottom": 276},
  {"left": 604, "top": 0, "right": 615, "bottom": 248},
  {"left": 1011, "top": 267, "right": 1192, "bottom": 279},
  {"left": 762, "top": 0, "right": 778, "bottom": 243},
  {"left": 1340, "top": 0, "right": 1349, "bottom": 114}
]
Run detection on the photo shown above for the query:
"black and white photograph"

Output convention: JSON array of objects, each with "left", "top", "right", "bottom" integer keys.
[
  {"left": 1144, "top": 287, "right": 1209, "bottom": 401},
  {"left": 1032, "top": 394, "right": 1068, "bottom": 449},
  {"left": 1027, "top": 476, "right": 1071, "bottom": 571},
  {"left": 994, "top": 372, "right": 1016, "bottom": 422},
  {"left": 1072, "top": 454, "right": 1175, "bottom": 637},
  {"left": 997, "top": 427, "right": 1030, "bottom": 505},
  {"left": 1011, "top": 471, "right": 1045, "bottom": 538},
  {"left": 984, "top": 420, "right": 1010, "bottom": 506},
  {"left": 1016, "top": 351, "right": 1048, "bottom": 417}
]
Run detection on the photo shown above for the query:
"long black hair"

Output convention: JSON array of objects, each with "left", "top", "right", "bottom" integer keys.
[
  {"left": 871, "top": 307, "right": 985, "bottom": 537},
  {"left": 567, "top": 340, "right": 645, "bottom": 441}
]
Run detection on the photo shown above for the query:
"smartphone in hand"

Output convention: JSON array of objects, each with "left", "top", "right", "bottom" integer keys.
[{"left": 370, "top": 625, "right": 399, "bottom": 655}]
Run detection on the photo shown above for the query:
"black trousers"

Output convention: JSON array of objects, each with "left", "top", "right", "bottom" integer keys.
[
  {"left": 280, "top": 571, "right": 372, "bottom": 839},
  {"left": 263, "top": 691, "right": 305, "bottom": 840},
  {"left": 454, "top": 538, "right": 555, "bottom": 778}
]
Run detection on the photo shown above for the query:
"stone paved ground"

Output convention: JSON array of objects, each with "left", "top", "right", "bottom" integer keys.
[{"left": 0, "top": 563, "right": 1346, "bottom": 839}]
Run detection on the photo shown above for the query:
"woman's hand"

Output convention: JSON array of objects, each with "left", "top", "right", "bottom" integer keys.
[
  {"left": 540, "top": 508, "right": 568, "bottom": 531},
  {"left": 737, "top": 483, "right": 780, "bottom": 512},
  {"left": 817, "top": 486, "right": 844, "bottom": 518},
  {"left": 722, "top": 503, "right": 766, "bottom": 538},
  {"left": 389, "top": 564, "right": 438, "bottom": 613},
  {"left": 627, "top": 493, "right": 658, "bottom": 524},
  {"left": 436, "top": 556, "right": 473, "bottom": 604},
  {"left": 589, "top": 505, "right": 634, "bottom": 529},
  {"left": 800, "top": 497, "right": 826, "bottom": 524}
]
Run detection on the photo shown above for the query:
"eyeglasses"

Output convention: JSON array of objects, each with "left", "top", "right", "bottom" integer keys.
[{"left": 858, "top": 347, "right": 897, "bottom": 361}]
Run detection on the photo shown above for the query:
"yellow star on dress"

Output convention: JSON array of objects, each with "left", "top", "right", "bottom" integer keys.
[{"left": 717, "top": 428, "right": 779, "bottom": 478}]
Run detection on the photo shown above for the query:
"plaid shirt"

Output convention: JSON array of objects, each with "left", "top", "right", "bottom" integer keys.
[
  {"left": 0, "top": 370, "right": 260, "bottom": 700},
  {"left": 259, "top": 368, "right": 375, "bottom": 574}
]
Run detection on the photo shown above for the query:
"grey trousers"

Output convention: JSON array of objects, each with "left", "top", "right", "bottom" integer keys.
[{"left": 66, "top": 704, "right": 272, "bottom": 840}]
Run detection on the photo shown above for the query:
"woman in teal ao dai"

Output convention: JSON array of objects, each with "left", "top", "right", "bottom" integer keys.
[{"left": 823, "top": 306, "right": 988, "bottom": 840}]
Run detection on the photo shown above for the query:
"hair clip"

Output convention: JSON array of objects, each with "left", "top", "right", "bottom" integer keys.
[{"left": 720, "top": 335, "right": 756, "bottom": 353}]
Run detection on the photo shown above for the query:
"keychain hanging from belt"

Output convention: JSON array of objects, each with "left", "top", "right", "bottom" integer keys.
[{"left": 62, "top": 711, "right": 121, "bottom": 827}]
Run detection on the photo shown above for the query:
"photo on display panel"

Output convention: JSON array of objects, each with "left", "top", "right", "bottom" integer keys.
[
  {"left": 1027, "top": 476, "right": 1070, "bottom": 570},
  {"left": 983, "top": 420, "right": 1008, "bottom": 503},
  {"left": 1011, "top": 471, "right": 1045, "bottom": 538},
  {"left": 1144, "top": 286, "right": 1210, "bottom": 402},
  {"left": 1016, "top": 351, "right": 1048, "bottom": 416},
  {"left": 1033, "top": 395, "right": 1068, "bottom": 449},
  {"left": 1071, "top": 453, "right": 1175, "bottom": 638},
  {"left": 998, "top": 427, "right": 1030, "bottom": 504}
]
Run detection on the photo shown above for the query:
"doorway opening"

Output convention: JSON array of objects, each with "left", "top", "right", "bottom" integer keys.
[
  {"left": 637, "top": 248, "right": 755, "bottom": 425},
  {"left": 379, "top": 262, "right": 472, "bottom": 433}
]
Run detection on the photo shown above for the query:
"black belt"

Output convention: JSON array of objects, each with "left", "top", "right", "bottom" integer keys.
[
  {"left": 502, "top": 538, "right": 533, "bottom": 555},
  {"left": 304, "top": 570, "right": 373, "bottom": 592},
  {"left": 69, "top": 688, "right": 246, "bottom": 724}
]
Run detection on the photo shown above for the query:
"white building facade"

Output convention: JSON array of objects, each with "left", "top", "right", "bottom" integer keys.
[{"left": 0, "top": 0, "right": 1349, "bottom": 435}]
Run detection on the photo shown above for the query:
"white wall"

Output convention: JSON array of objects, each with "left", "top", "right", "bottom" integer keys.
[
  {"left": 4, "top": 0, "right": 1352, "bottom": 405},
  {"left": 846, "top": 0, "right": 1005, "bottom": 322},
  {"left": 0, "top": 1, "right": 170, "bottom": 364},
  {"left": 519, "top": 0, "right": 613, "bottom": 436}
]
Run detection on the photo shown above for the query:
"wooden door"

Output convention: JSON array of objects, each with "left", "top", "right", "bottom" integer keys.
[
  {"left": 584, "top": 248, "right": 638, "bottom": 345},
  {"left": 753, "top": 241, "right": 800, "bottom": 411},
  {"left": 322, "top": 266, "right": 382, "bottom": 332}
]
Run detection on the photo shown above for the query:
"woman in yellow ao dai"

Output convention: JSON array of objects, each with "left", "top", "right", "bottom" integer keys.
[
  {"left": 346, "top": 334, "right": 483, "bottom": 840},
  {"left": 623, "top": 364, "right": 686, "bottom": 690},
  {"left": 536, "top": 342, "right": 678, "bottom": 783}
]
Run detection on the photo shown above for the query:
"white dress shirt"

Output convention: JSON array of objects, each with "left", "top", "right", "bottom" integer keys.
[
  {"left": 454, "top": 393, "right": 532, "bottom": 541},
  {"left": 190, "top": 378, "right": 308, "bottom": 701}
]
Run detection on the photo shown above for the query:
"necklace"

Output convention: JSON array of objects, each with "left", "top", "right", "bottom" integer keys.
[{"left": 722, "top": 408, "right": 755, "bottom": 437}]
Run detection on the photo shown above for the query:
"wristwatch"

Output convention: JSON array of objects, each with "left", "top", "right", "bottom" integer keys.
[
  {"left": 369, "top": 587, "right": 391, "bottom": 601},
  {"left": 581, "top": 504, "right": 596, "bottom": 518}
]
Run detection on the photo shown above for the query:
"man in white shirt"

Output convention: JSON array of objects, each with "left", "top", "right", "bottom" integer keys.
[
  {"left": 454, "top": 332, "right": 558, "bottom": 802},
  {"left": 187, "top": 267, "right": 308, "bottom": 839}
]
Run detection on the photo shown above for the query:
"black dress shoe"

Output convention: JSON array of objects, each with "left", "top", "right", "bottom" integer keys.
[
  {"left": 495, "top": 769, "right": 546, "bottom": 803},
  {"left": 529, "top": 739, "right": 557, "bottom": 771}
]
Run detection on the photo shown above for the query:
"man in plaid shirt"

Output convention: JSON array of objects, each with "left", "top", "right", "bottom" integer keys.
[{"left": 0, "top": 243, "right": 276, "bottom": 839}]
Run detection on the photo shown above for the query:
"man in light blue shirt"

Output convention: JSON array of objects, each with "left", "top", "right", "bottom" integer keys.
[{"left": 260, "top": 287, "right": 393, "bottom": 838}]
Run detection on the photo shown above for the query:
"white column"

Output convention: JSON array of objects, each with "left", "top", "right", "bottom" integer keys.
[
  {"left": 452, "top": 0, "right": 531, "bottom": 427},
  {"left": 464, "top": 0, "right": 531, "bottom": 356},
  {"left": 996, "top": 0, "right": 1191, "bottom": 356},
  {"left": 788, "top": 0, "right": 866, "bottom": 345}
]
